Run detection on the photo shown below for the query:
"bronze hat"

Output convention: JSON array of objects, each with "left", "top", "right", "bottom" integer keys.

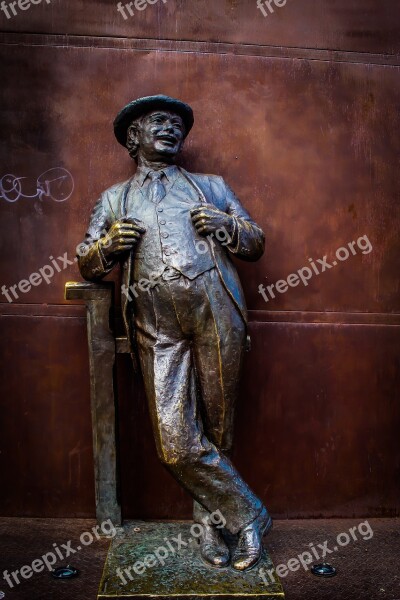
[{"left": 113, "top": 94, "right": 194, "bottom": 147}]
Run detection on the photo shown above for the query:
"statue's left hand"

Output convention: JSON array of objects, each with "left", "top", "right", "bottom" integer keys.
[{"left": 191, "top": 204, "right": 233, "bottom": 236}]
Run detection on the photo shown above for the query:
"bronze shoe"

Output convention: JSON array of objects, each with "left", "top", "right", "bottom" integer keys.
[
  {"left": 199, "top": 523, "right": 230, "bottom": 568},
  {"left": 231, "top": 507, "right": 272, "bottom": 571}
]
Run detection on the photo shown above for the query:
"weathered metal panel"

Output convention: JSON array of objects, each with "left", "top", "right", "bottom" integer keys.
[
  {"left": 0, "top": 11, "right": 399, "bottom": 518},
  {"left": 0, "top": 314, "right": 95, "bottom": 517},
  {"left": 0, "top": 0, "right": 399, "bottom": 55},
  {"left": 1, "top": 43, "right": 399, "bottom": 314}
]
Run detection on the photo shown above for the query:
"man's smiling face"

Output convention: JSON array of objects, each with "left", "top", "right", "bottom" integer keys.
[{"left": 135, "top": 110, "right": 185, "bottom": 162}]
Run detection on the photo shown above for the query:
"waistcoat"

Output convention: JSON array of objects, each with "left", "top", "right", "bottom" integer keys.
[{"left": 126, "top": 172, "right": 215, "bottom": 282}]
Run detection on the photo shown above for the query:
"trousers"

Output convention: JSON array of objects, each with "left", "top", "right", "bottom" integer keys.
[{"left": 133, "top": 267, "right": 264, "bottom": 533}]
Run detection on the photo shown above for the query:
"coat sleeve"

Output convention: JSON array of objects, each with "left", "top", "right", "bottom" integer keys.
[
  {"left": 78, "top": 192, "right": 118, "bottom": 281},
  {"left": 212, "top": 178, "right": 265, "bottom": 262}
]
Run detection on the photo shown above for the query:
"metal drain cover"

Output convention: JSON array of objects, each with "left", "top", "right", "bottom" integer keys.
[
  {"left": 51, "top": 565, "right": 79, "bottom": 579},
  {"left": 311, "top": 563, "right": 337, "bottom": 577}
]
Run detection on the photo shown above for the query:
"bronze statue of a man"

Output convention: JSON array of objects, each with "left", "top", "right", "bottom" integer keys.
[{"left": 79, "top": 95, "right": 271, "bottom": 571}]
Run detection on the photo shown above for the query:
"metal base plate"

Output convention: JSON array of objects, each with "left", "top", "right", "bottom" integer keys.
[{"left": 98, "top": 521, "right": 285, "bottom": 599}]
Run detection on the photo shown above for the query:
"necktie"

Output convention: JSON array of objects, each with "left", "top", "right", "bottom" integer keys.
[{"left": 148, "top": 170, "right": 166, "bottom": 204}]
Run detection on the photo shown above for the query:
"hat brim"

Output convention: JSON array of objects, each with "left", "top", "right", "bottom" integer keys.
[{"left": 113, "top": 94, "right": 194, "bottom": 147}]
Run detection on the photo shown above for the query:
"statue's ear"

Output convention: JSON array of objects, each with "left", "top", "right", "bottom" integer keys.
[{"left": 127, "top": 124, "right": 139, "bottom": 146}]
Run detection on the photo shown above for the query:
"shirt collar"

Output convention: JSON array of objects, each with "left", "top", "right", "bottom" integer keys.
[{"left": 135, "top": 165, "right": 179, "bottom": 187}]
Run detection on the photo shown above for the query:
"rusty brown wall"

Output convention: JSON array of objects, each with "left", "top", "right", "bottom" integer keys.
[{"left": 0, "top": 1, "right": 399, "bottom": 519}]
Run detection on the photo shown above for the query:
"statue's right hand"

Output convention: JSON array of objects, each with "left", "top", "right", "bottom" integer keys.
[{"left": 99, "top": 218, "right": 146, "bottom": 259}]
